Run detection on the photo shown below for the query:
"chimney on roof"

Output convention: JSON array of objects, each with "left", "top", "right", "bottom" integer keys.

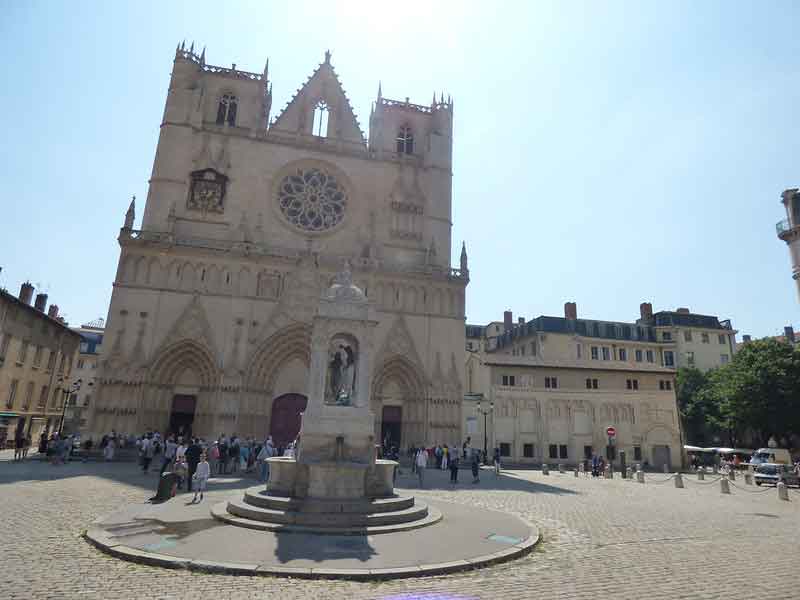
[
  {"left": 784, "top": 326, "right": 795, "bottom": 343},
  {"left": 503, "top": 310, "right": 513, "bottom": 332},
  {"left": 676, "top": 307, "right": 690, "bottom": 314},
  {"left": 34, "top": 293, "right": 48, "bottom": 312},
  {"left": 564, "top": 302, "right": 577, "bottom": 320},
  {"left": 742, "top": 334, "right": 752, "bottom": 343},
  {"left": 48, "top": 304, "right": 59, "bottom": 319},
  {"left": 518, "top": 317, "right": 525, "bottom": 325},
  {"left": 19, "top": 282, "right": 34, "bottom": 305},
  {"left": 640, "top": 302, "right": 653, "bottom": 321}
]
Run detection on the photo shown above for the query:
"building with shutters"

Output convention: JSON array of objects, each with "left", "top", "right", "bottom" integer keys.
[
  {"left": 0, "top": 283, "right": 81, "bottom": 447},
  {"left": 464, "top": 304, "right": 683, "bottom": 470}
]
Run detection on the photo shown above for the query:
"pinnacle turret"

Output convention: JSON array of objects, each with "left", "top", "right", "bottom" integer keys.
[{"left": 124, "top": 195, "right": 136, "bottom": 230}]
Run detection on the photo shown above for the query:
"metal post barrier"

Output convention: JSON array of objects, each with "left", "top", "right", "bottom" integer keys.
[
  {"left": 720, "top": 478, "right": 730, "bottom": 494},
  {"left": 712, "top": 465, "right": 718, "bottom": 474},
  {"left": 778, "top": 481, "right": 790, "bottom": 501},
  {"left": 626, "top": 467, "right": 633, "bottom": 479},
  {"left": 663, "top": 463, "right": 669, "bottom": 474},
  {"left": 542, "top": 463, "right": 549, "bottom": 475},
  {"left": 558, "top": 463, "right": 565, "bottom": 474},
  {"left": 697, "top": 470, "right": 705, "bottom": 481},
  {"left": 636, "top": 470, "right": 645, "bottom": 483},
  {"left": 574, "top": 468, "right": 579, "bottom": 478},
  {"left": 674, "top": 473, "right": 684, "bottom": 488},
  {"left": 728, "top": 469, "right": 736, "bottom": 481},
  {"left": 604, "top": 465, "right": 611, "bottom": 479},
  {"left": 744, "top": 472, "right": 753, "bottom": 485}
]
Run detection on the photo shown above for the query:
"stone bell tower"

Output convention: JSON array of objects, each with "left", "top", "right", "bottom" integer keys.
[{"left": 777, "top": 188, "right": 800, "bottom": 300}]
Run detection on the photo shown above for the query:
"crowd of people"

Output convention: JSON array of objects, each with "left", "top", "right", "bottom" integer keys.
[{"left": 406, "top": 438, "right": 502, "bottom": 488}]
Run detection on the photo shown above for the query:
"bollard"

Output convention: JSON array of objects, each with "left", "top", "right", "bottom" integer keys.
[
  {"left": 574, "top": 468, "right": 579, "bottom": 478},
  {"left": 720, "top": 478, "right": 730, "bottom": 494},
  {"left": 777, "top": 481, "right": 790, "bottom": 501},
  {"left": 697, "top": 470, "right": 705, "bottom": 481},
  {"left": 636, "top": 470, "right": 645, "bottom": 483},
  {"left": 728, "top": 469, "right": 736, "bottom": 481},
  {"left": 558, "top": 463, "right": 565, "bottom": 474},
  {"left": 744, "top": 472, "right": 753, "bottom": 485},
  {"left": 663, "top": 463, "right": 669, "bottom": 474},
  {"left": 604, "top": 465, "right": 611, "bottom": 479},
  {"left": 712, "top": 464, "right": 718, "bottom": 475},
  {"left": 542, "top": 464, "right": 549, "bottom": 475},
  {"left": 626, "top": 467, "right": 633, "bottom": 479},
  {"left": 674, "top": 473, "right": 684, "bottom": 488}
]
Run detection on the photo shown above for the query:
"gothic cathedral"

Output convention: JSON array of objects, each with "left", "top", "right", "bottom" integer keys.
[{"left": 89, "top": 46, "right": 468, "bottom": 448}]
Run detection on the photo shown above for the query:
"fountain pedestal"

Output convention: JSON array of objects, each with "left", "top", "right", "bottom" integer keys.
[{"left": 217, "top": 263, "right": 426, "bottom": 533}]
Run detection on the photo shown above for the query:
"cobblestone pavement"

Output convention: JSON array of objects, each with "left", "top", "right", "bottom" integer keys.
[{"left": 2, "top": 453, "right": 798, "bottom": 600}]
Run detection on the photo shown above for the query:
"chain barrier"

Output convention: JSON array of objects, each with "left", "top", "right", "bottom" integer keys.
[
  {"left": 683, "top": 475, "right": 724, "bottom": 486},
  {"left": 644, "top": 473, "right": 676, "bottom": 485},
  {"left": 727, "top": 479, "right": 774, "bottom": 494}
]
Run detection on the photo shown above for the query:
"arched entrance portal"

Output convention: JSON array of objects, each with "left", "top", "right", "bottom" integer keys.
[{"left": 270, "top": 393, "right": 308, "bottom": 447}]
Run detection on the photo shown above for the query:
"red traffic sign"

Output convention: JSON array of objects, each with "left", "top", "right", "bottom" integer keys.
[{"left": 606, "top": 426, "right": 617, "bottom": 437}]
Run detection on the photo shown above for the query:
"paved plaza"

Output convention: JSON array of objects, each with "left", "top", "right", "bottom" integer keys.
[{"left": 2, "top": 453, "right": 798, "bottom": 600}]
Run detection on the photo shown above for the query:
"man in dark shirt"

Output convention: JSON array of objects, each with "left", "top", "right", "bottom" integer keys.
[{"left": 185, "top": 438, "right": 202, "bottom": 492}]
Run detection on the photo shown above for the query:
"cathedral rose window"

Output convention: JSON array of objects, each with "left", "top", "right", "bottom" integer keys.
[{"left": 277, "top": 167, "right": 347, "bottom": 232}]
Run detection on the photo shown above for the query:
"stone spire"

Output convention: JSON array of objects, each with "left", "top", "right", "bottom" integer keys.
[
  {"left": 460, "top": 241, "right": 468, "bottom": 273},
  {"left": 124, "top": 195, "right": 135, "bottom": 230}
]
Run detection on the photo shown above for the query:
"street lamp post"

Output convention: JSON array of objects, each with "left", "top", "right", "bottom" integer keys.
[
  {"left": 56, "top": 377, "right": 87, "bottom": 434},
  {"left": 476, "top": 398, "right": 494, "bottom": 465}
]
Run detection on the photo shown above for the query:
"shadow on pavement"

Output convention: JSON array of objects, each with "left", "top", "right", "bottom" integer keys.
[
  {"left": 274, "top": 531, "right": 377, "bottom": 564},
  {"left": 393, "top": 466, "right": 578, "bottom": 495},
  {"left": 0, "top": 455, "right": 261, "bottom": 495}
]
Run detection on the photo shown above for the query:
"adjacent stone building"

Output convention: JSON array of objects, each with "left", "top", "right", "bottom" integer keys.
[
  {"left": 638, "top": 303, "right": 737, "bottom": 372},
  {"left": 65, "top": 321, "right": 104, "bottom": 433},
  {"left": 0, "top": 283, "right": 81, "bottom": 446},
  {"left": 465, "top": 304, "right": 682, "bottom": 470},
  {"left": 89, "top": 46, "right": 467, "bottom": 447}
]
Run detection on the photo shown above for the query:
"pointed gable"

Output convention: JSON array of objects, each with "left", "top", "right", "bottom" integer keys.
[{"left": 271, "top": 53, "right": 366, "bottom": 146}]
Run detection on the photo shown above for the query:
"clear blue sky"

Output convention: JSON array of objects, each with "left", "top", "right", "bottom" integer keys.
[{"left": 2, "top": 1, "right": 799, "bottom": 338}]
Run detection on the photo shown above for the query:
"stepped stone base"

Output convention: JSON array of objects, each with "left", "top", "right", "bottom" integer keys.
[{"left": 211, "top": 486, "right": 441, "bottom": 534}]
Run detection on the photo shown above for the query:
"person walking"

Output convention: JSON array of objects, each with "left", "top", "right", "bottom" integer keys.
[
  {"left": 192, "top": 452, "right": 211, "bottom": 503},
  {"left": 173, "top": 455, "right": 188, "bottom": 491},
  {"left": 471, "top": 449, "right": 481, "bottom": 484},
  {"left": 229, "top": 437, "right": 240, "bottom": 474},
  {"left": 14, "top": 430, "right": 25, "bottom": 461},
  {"left": 449, "top": 450, "right": 459, "bottom": 484},
  {"left": 185, "top": 438, "right": 202, "bottom": 493},
  {"left": 257, "top": 437, "right": 274, "bottom": 483},
  {"left": 160, "top": 435, "right": 177, "bottom": 475},
  {"left": 493, "top": 447, "right": 501, "bottom": 476},
  {"left": 208, "top": 442, "right": 220, "bottom": 474},
  {"left": 441, "top": 445, "right": 449, "bottom": 471},
  {"left": 415, "top": 446, "right": 428, "bottom": 488}
]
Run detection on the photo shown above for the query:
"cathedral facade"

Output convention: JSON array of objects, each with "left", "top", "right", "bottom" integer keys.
[{"left": 88, "top": 46, "right": 467, "bottom": 448}]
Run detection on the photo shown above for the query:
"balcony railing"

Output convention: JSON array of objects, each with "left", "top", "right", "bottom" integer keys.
[{"left": 777, "top": 218, "right": 792, "bottom": 236}]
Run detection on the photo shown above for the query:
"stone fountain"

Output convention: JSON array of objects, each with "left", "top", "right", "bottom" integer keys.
[{"left": 213, "top": 263, "right": 437, "bottom": 532}]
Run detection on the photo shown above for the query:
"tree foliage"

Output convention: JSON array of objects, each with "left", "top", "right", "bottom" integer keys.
[{"left": 676, "top": 339, "right": 800, "bottom": 448}]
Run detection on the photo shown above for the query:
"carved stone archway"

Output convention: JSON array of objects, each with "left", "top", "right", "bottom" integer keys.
[{"left": 371, "top": 355, "right": 427, "bottom": 449}]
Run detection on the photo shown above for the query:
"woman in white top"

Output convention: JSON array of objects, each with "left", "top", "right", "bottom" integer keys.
[{"left": 192, "top": 452, "right": 211, "bottom": 503}]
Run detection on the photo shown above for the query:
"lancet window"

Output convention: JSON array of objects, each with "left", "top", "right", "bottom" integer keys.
[
  {"left": 216, "top": 94, "right": 238, "bottom": 126},
  {"left": 396, "top": 125, "right": 414, "bottom": 154},
  {"left": 312, "top": 101, "right": 330, "bottom": 137}
]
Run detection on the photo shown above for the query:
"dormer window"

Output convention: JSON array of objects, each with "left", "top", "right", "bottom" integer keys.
[
  {"left": 216, "top": 94, "right": 238, "bottom": 126},
  {"left": 396, "top": 125, "right": 414, "bottom": 154},
  {"left": 312, "top": 100, "right": 330, "bottom": 137}
]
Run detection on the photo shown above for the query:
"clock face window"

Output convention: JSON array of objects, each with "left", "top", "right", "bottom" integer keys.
[{"left": 277, "top": 167, "right": 347, "bottom": 232}]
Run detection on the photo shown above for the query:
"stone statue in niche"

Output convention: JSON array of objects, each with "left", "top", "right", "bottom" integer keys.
[
  {"left": 187, "top": 168, "right": 227, "bottom": 214},
  {"left": 326, "top": 336, "right": 357, "bottom": 406}
]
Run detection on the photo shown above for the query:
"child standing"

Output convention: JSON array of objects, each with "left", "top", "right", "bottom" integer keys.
[{"left": 192, "top": 452, "right": 211, "bottom": 503}]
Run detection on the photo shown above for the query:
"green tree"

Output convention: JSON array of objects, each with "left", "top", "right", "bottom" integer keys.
[
  {"left": 676, "top": 367, "right": 712, "bottom": 444},
  {"left": 703, "top": 339, "right": 800, "bottom": 447}
]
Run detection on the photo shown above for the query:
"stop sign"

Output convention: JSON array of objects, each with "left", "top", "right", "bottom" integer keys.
[{"left": 606, "top": 426, "right": 616, "bottom": 437}]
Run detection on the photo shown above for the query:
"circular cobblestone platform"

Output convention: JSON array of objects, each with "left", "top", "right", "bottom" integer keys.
[{"left": 84, "top": 491, "right": 538, "bottom": 579}]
